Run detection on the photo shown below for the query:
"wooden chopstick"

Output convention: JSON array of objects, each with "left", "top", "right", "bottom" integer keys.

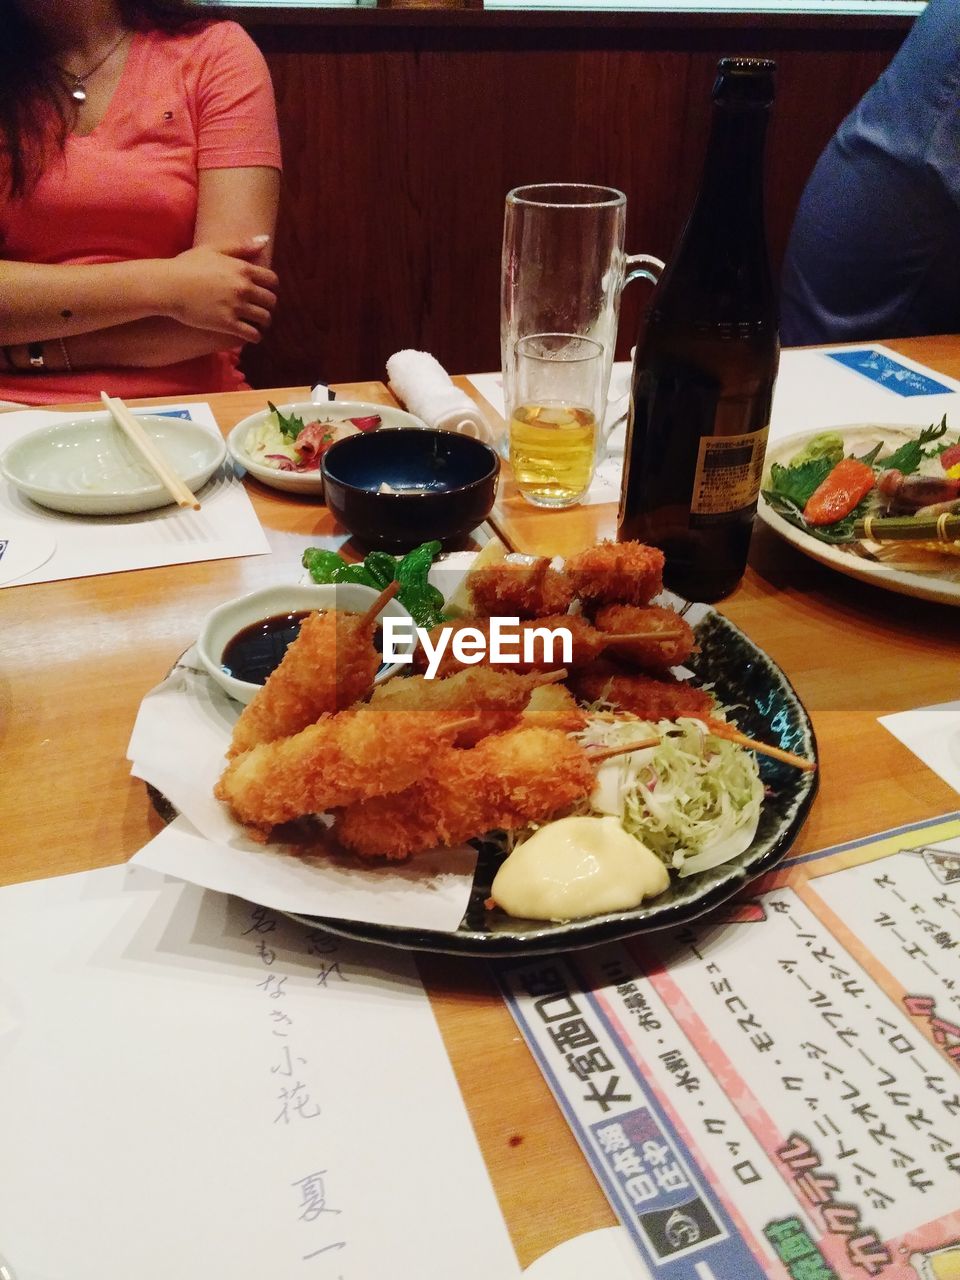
[{"left": 100, "top": 391, "right": 200, "bottom": 511}]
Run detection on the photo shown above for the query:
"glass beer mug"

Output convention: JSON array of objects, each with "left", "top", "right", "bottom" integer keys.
[{"left": 500, "top": 183, "right": 663, "bottom": 456}]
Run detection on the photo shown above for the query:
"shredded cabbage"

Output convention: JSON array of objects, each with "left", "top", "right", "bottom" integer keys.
[{"left": 579, "top": 715, "right": 763, "bottom": 877}]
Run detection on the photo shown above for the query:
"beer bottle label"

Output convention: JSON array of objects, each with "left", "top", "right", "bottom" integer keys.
[{"left": 689, "top": 426, "right": 770, "bottom": 519}]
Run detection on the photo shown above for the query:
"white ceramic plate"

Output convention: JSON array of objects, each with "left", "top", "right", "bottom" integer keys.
[
  {"left": 152, "top": 544, "right": 817, "bottom": 955},
  {"left": 227, "top": 400, "right": 428, "bottom": 497},
  {"left": 0, "top": 413, "right": 226, "bottom": 515},
  {"left": 278, "top": 586, "right": 818, "bottom": 955},
  {"left": 758, "top": 422, "right": 960, "bottom": 607}
]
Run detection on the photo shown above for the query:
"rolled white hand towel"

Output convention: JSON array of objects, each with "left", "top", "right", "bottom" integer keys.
[{"left": 386, "top": 349, "right": 495, "bottom": 445}]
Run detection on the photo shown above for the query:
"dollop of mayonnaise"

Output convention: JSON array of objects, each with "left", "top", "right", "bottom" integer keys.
[{"left": 490, "top": 815, "right": 670, "bottom": 922}]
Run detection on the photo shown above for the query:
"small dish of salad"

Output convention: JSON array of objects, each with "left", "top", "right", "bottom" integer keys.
[
  {"left": 227, "top": 400, "right": 428, "bottom": 497},
  {"left": 758, "top": 418, "right": 960, "bottom": 604}
]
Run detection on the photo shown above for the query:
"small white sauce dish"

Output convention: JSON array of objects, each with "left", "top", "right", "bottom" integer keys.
[
  {"left": 0, "top": 413, "right": 225, "bottom": 515},
  {"left": 196, "top": 582, "right": 416, "bottom": 705},
  {"left": 227, "top": 400, "right": 428, "bottom": 498}
]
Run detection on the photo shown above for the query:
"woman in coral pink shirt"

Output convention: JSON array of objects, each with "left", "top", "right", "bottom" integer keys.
[{"left": 0, "top": 0, "right": 282, "bottom": 405}]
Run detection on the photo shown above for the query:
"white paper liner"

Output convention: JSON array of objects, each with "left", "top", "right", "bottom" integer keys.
[{"left": 127, "top": 648, "right": 478, "bottom": 932}]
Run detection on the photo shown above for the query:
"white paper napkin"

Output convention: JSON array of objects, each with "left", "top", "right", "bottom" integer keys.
[
  {"left": 879, "top": 700, "right": 960, "bottom": 795},
  {"left": 127, "top": 647, "right": 479, "bottom": 931},
  {"left": 386, "top": 349, "right": 496, "bottom": 444},
  {"left": 523, "top": 1228, "right": 645, "bottom": 1278}
]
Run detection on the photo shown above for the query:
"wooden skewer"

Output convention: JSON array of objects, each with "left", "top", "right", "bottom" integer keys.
[
  {"left": 438, "top": 713, "right": 481, "bottom": 733},
  {"left": 598, "top": 629, "right": 688, "bottom": 644},
  {"left": 357, "top": 579, "right": 400, "bottom": 631},
  {"left": 587, "top": 736, "right": 660, "bottom": 763},
  {"left": 532, "top": 668, "right": 569, "bottom": 687},
  {"left": 100, "top": 391, "right": 200, "bottom": 510},
  {"left": 705, "top": 719, "right": 817, "bottom": 772}
]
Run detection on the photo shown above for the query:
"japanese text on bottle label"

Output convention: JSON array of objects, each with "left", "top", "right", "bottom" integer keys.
[{"left": 690, "top": 426, "right": 770, "bottom": 518}]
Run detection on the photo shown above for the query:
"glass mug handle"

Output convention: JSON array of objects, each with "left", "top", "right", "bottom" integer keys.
[
  {"left": 597, "top": 253, "right": 665, "bottom": 451},
  {"left": 623, "top": 253, "right": 664, "bottom": 287}
]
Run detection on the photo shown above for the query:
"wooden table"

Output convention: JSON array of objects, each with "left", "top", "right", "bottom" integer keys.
[{"left": 3, "top": 337, "right": 959, "bottom": 1269}]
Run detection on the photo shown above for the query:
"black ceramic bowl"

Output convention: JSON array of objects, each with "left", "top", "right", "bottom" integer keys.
[{"left": 321, "top": 428, "right": 501, "bottom": 550}]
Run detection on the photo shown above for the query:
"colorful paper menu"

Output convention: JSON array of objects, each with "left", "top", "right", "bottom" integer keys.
[{"left": 500, "top": 813, "right": 960, "bottom": 1280}]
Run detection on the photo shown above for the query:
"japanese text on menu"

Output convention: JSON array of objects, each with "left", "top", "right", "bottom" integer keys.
[{"left": 500, "top": 816, "right": 960, "bottom": 1280}]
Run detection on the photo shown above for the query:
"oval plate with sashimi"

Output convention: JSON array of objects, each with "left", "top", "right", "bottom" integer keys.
[
  {"left": 227, "top": 400, "right": 427, "bottom": 497},
  {"left": 758, "top": 420, "right": 960, "bottom": 606}
]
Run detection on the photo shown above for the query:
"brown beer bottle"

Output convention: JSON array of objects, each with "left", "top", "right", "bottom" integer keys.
[{"left": 618, "top": 57, "right": 778, "bottom": 602}]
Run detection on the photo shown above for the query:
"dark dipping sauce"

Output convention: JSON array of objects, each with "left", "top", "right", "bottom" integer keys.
[
  {"left": 222, "top": 610, "right": 311, "bottom": 685},
  {"left": 221, "top": 609, "right": 386, "bottom": 685}
]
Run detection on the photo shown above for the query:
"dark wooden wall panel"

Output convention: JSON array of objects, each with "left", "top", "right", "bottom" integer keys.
[{"left": 239, "top": 17, "right": 906, "bottom": 390}]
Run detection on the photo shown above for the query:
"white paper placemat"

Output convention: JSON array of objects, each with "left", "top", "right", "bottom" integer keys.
[
  {"left": 0, "top": 403, "right": 269, "bottom": 586},
  {"left": 0, "top": 519, "right": 56, "bottom": 586},
  {"left": 0, "top": 864, "right": 520, "bottom": 1280},
  {"left": 469, "top": 343, "right": 960, "bottom": 508},
  {"left": 769, "top": 343, "right": 960, "bottom": 443}
]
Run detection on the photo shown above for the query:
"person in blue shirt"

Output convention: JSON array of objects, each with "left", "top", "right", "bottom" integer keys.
[{"left": 780, "top": 0, "right": 960, "bottom": 346}]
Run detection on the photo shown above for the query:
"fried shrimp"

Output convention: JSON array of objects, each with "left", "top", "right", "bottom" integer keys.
[
  {"left": 333, "top": 726, "right": 595, "bottom": 859},
  {"left": 591, "top": 604, "right": 696, "bottom": 673},
  {"left": 567, "top": 660, "right": 715, "bottom": 721},
  {"left": 371, "top": 666, "right": 564, "bottom": 745},
  {"left": 467, "top": 556, "right": 574, "bottom": 618},
  {"left": 228, "top": 608, "right": 380, "bottom": 757},
  {"left": 565, "top": 540, "right": 665, "bottom": 606},
  {"left": 216, "top": 707, "right": 466, "bottom": 833},
  {"left": 521, "top": 684, "right": 588, "bottom": 733}
]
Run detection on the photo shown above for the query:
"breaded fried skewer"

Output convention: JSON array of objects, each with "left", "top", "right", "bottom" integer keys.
[
  {"left": 227, "top": 585, "right": 397, "bottom": 757},
  {"left": 467, "top": 556, "right": 574, "bottom": 619},
  {"left": 413, "top": 611, "right": 685, "bottom": 678},
  {"left": 591, "top": 603, "right": 696, "bottom": 673},
  {"left": 520, "top": 683, "right": 588, "bottom": 733},
  {"left": 465, "top": 539, "right": 668, "bottom": 616},
  {"left": 217, "top": 707, "right": 473, "bottom": 833},
  {"left": 566, "top": 660, "right": 715, "bottom": 721},
  {"left": 371, "top": 666, "right": 567, "bottom": 745},
  {"left": 333, "top": 726, "right": 595, "bottom": 860},
  {"left": 565, "top": 540, "right": 665, "bottom": 606}
]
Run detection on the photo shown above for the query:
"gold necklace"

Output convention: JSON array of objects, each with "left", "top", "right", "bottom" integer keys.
[{"left": 57, "top": 30, "right": 131, "bottom": 104}]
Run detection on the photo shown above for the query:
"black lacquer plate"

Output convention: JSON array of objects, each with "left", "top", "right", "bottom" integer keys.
[{"left": 279, "top": 597, "right": 819, "bottom": 957}]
